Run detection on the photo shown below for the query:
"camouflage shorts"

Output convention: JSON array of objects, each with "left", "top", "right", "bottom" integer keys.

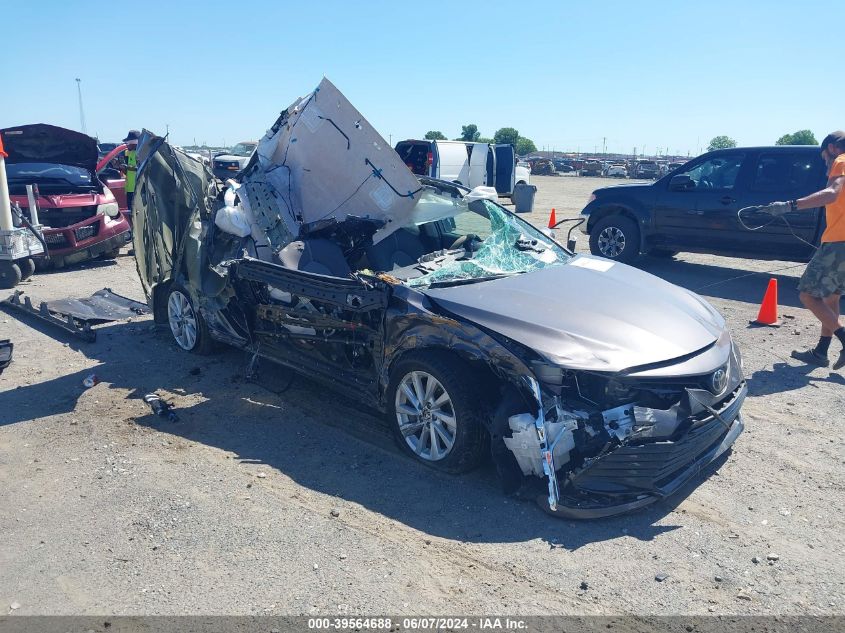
[{"left": 797, "top": 241, "right": 845, "bottom": 298}]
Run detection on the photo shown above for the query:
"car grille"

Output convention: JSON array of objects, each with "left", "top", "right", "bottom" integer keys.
[
  {"left": 39, "top": 206, "right": 98, "bottom": 228},
  {"left": 572, "top": 385, "right": 745, "bottom": 495},
  {"left": 75, "top": 224, "right": 98, "bottom": 241},
  {"left": 44, "top": 232, "right": 68, "bottom": 247}
]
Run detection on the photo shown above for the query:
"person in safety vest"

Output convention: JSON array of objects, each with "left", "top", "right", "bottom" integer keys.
[{"left": 122, "top": 130, "right": 140, "bottom": 210}]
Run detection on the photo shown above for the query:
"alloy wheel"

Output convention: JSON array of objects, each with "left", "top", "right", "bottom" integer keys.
[
  {"left": 395, "top": 371, "right": 457, "bottom": 461},
  {"left": 598, "top": 226, "right": 626, "bottom": 258},
  {"left": 167, "top": 290, "right": 198, "bottom": 351}
]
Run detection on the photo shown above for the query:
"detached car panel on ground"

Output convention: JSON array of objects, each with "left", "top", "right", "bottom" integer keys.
[
  {"left": 2, "top": 124, "right": 131, "bottom": 267},
  {"left": 133, "top": 78, "right": 745, "bottom": 518}
]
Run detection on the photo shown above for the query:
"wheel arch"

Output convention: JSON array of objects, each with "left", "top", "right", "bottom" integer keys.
[
  {"left": 151, "top": 280, "right": 174, "bottom": 324},
  {"left": 587, "top": 203, "right": 648, "bottom": 252},
  {"left": 382, "top": 345, "right": 503, "bottom": 417}
]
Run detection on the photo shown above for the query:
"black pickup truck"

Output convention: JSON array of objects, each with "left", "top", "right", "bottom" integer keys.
[{"left": 579, "top": 146, "right": 827, "bottom": 264}]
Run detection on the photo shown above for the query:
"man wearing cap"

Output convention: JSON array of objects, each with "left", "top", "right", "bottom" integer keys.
[
  {"left": 760, "top": 131, "right": 845, "bottom": 369},
  {"left": 123, "top": 130, "right": 140, "bottom": 210}
]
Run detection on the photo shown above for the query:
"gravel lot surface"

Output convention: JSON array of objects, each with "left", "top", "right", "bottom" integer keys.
[{"left": 1, "top": 174, "right": 843, "bottom": 616}]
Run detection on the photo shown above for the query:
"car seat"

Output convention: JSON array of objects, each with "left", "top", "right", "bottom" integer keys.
[
  {"left": 276, "top": 239, "right": 351, "bottom": 277},
  {"left": 365, "top": 227, "right": 428, "bottom": 271}
]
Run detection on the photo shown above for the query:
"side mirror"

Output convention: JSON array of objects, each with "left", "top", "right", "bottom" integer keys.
[{"left": 669, "top": 174, "right": 694, "bottom": 191}]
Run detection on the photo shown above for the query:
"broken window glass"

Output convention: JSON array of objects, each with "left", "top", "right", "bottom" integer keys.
[{"left": 407, "top": 196, "right": 572, "bottom": 287}]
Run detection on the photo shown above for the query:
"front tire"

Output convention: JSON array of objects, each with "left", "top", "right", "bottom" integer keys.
[
  {"left": 589, "top": 215, "right": 640, "bottom": 264},
  {"left": 166, "top": 285, "right": 214, "bottom": 354},
  {"left": 387, "top": 352, "right": 486, "bottom": 474}
]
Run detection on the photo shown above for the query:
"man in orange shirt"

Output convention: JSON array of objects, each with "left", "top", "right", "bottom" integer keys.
[{"left": 762, "top": 131, "right": 845, "bottom": 369}]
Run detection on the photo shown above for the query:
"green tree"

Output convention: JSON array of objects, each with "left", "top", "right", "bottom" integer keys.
[
  {"left": 493, "top": 127, "right": 520, "bottom": 146},
  {"left": 459, "top": 124, "right": 480, "bottom": 142},
  {"left": 424, "top": 130, "right": 446, "bottom": 140},
  {"left": 515, "top": 137, "right": 537, "bottom": 155},
  {"left": 776, "top": 129, "right": 817, "bottom": 145},
  {"left": 476, "top": 137, "right": 493, "bottom": 144},
  {"left": 707, "top": 135, "right": 737, "bottom": 151}
]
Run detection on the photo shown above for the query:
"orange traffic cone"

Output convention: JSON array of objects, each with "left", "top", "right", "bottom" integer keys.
[
  {"left": 548, "top": 208, "right": 557, "bottom": 228},
  {"left": 753, "top": 278, "right": 779, "bottom": 326}
]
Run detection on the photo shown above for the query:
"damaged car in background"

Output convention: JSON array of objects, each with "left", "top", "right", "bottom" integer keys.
[
  {"left": 2, "top": 124, "right": 132, "bottom": 268},
  {"left": 132, "top": 78, "right": 746, "bottom": 518}
]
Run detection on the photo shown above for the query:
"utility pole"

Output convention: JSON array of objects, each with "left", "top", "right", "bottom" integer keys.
[
  {"left": 75, "top": 78, "right": 86, "bottom": 134},
  {"left": 602, "top": 137, "right": 606, "bottom": 155},
  {"left": 166, "top": 123, "right": 170, "bottom": 137},
  {"left": 389, "top": 134, "right": 392, "bottom": 146}
]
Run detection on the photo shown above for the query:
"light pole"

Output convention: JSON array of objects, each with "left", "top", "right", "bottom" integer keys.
[{"left": 75, "top": 78, "right": 86, "bottom": 134}]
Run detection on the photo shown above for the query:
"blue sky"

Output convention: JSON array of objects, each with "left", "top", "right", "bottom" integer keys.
[{"left": 2, "top": 0, "right": 841, "bottom": 156}]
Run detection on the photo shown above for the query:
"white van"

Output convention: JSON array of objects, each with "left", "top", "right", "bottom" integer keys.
[{"left": 395, "top": 139, "right": 529, "bottom": 197}]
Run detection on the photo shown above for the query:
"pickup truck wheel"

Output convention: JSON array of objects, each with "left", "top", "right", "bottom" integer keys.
[{"left": 589, "top": 215, "right": 640, "bottom": 263}]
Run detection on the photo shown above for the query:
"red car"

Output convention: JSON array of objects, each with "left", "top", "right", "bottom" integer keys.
[{"left": 1, "top": 124, "right": 132, "bottom": 268}]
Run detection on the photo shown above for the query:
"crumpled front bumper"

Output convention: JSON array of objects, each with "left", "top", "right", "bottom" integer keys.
[{"left": 542, "top": 382, "right": 747, "bottom": 519}]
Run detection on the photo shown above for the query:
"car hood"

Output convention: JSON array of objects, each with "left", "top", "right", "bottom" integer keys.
[
  {"left": 0, "top": 123, "right": 98, "bottom": 173},
  {"left": 597, "top": 182, "right": 654, "bottom": 193},
  {"left": 9, "top": 192, "right": 108, "bottom": 207},
  {"left": 423, "top": 255, "right": 725, "bottom": 372}
]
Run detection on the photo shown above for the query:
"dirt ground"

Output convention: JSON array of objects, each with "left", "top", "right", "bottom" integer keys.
[{"left": 0, "top": 174, "right": 843, "bottom": 617}]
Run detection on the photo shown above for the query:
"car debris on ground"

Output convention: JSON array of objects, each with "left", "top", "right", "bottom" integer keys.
[{"left": 2, "top": 287, "right": 147, "bottom": 342}]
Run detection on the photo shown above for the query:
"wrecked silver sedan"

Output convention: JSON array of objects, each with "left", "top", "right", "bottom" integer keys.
[{"left": 133, "top": 79, "right": 745, "bottom": 518}]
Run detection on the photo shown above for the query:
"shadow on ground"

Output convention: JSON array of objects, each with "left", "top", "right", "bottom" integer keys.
[
  {"left": 0, "top": 311, "right": 728, "bottom": 548},
  {"left": 748, "top": 360, "right": 845, "bottom": 396},
  {"left": 636, "top": 256, "right": 808, "bottom": 308}
]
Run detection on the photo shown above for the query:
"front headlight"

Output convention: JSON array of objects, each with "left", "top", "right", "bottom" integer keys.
[
  {"left": 97, "top": 202, "right": 120, "bottom": 218},
  {"left": 531, "top": 361, "right": 564, "bottom": 386}
]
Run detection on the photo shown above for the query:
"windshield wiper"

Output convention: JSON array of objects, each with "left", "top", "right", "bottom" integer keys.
[{"left": 426, "top": 272, "right": 524, "bottom": 288}]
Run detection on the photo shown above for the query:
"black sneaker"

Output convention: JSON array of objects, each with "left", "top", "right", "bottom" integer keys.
[
  {"left": 833, "top": 349, "right": 845, "bottom": 371},
  {"left": 791, "top": 348, "right": 830, "bottom": 367}
]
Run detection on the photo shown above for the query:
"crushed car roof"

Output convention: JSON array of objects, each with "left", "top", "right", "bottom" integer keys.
[{"left": 246, "top": 77, "right": 424, "bottom": 245}]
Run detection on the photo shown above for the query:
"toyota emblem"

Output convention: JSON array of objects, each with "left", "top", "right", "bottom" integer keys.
[{"left": 710, "top": 366, "right": 728, "bottom": 395}]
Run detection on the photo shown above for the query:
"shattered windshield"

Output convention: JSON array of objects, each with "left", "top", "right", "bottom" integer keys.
[{"left": 405, "top": 189, "right": 572, "bottom": 288}]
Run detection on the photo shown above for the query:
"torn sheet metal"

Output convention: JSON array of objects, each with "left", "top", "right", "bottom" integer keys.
[
  {"left": 0, "top": 339, "right": 12, "bottom": 375},
  {"left": 3, "top": 291, "right": 96, "bottom": 342},
  {"left": 42, "top": 288, "right": 148, "bottom": 323},
  {"left": 254, "top": 77, "right": 423, "bottom": 245},
  {"left": 1, "top": 288, "right": 146, "bottom": 342}
]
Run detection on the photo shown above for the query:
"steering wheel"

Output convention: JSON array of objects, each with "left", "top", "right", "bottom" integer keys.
[
  {"left": 449, "top": 234, "right": 483, "bottom": 252},
  {"left": 699, "top": 177, "right": 714, "bottom": 189}
]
